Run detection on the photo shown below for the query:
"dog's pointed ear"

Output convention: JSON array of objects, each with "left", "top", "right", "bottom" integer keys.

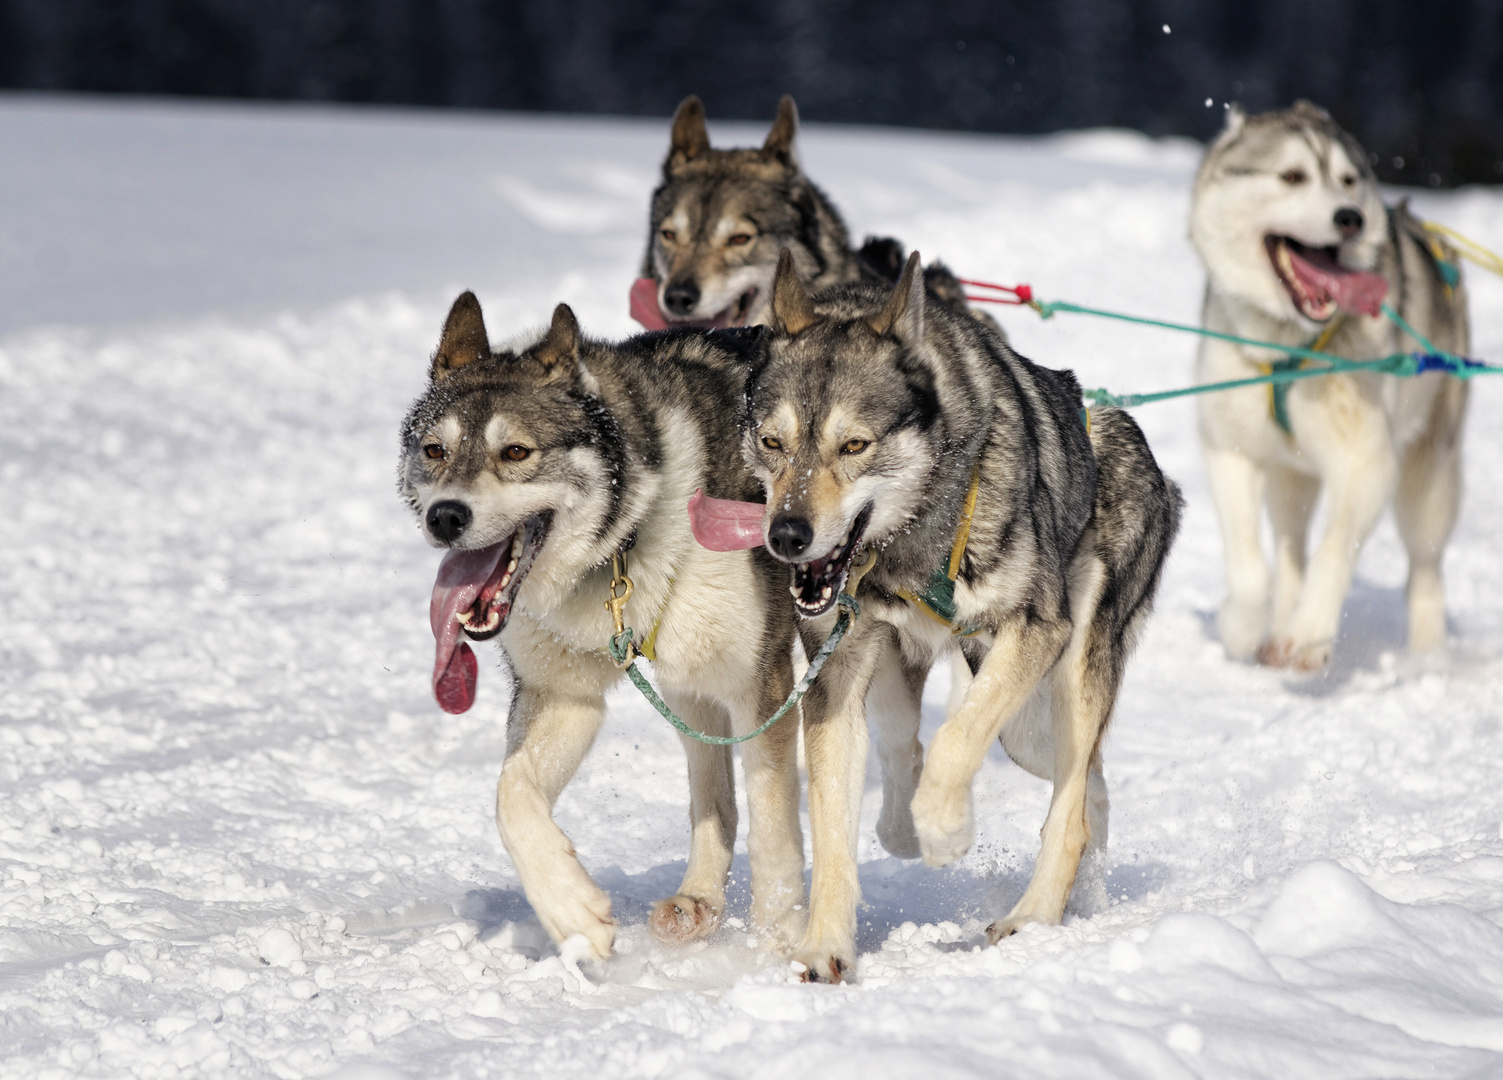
[
  {"left": 870, "top": 251, "right": 925, "bottom": 344},
  {"left": 1222, "top": 103, "right": 1247, "bottom": 139},
  {"left": 432, "top": 291, "right": 490, "bottom": 380},
  {"left": 1292, "top": 99, "right": 1332, "bottom": 125},
  {"left": 770, "top": 249, "right": 816, "bottom": 336},
  {"left": 762, "top": 96, "right": 799, "bottom": 162},
  {"left": 668, "top": 96, "right": 711, "bottom": 167},
  {"left": 531, "top": 303, "right": 580, "bottom": 374}
]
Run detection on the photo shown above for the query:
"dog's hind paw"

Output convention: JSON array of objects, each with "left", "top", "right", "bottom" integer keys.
[
  {"left": 792, "top": 950, "right": 853, "bottom": 984},
  {"left": 648, "top": 894, "right": 719, "bottom": 943},
  {"left": 876, "top": 800, "right": 922, "bottom": 859},
  {"left": 986, "top": 911, "right": 1046, "bottom": 944}
]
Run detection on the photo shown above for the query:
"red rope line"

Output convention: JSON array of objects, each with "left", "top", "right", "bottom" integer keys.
[{"left": 959, "top": 279, "right": 1034, "bottom": 305}]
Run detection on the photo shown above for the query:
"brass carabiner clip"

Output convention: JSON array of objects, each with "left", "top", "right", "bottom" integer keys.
[{"left": 605, "top": 552, "right": 637, "bottom": 667}]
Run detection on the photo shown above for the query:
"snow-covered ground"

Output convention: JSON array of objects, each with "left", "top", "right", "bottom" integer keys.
[{"left": 5, "top": 94, "right": 1503, "bottom": 1078}]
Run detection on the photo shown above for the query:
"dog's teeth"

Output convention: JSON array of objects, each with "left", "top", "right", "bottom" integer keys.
[
  {"left": 790, "top": 585, "right": 801, "bottom": 598},
  {"left": 821, "top": 585, "right": 832, "bottom": 599},
  {"left": 507, "top": 558, "right": 518, "bottom": 573},
  {"left": 511, "top": 533, "right": 524, "bottom": 557},
  {"left": 499, "top": 573, "right": 511, "bottom": 589},
  {"left": 798, "top": 562, "right": 809, "bottom": 572}
]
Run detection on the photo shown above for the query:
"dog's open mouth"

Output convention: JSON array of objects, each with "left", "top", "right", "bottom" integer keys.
[
  {"left": 788, "top": 505, "right": 872, "bottom": 618},
  {"left": 454, "top": 516, "right": 550, "bottom": 641},
  {"left": 428, "top": 512, "right": 551, "bottom": 714},
  {"left": 1265, "top": 235, "right": 1388, "bottom": 321}
]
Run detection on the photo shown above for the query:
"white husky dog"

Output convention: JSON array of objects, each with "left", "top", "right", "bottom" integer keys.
[{"left": 1190, "top": 101, "right": 1469, "bottom": 671}]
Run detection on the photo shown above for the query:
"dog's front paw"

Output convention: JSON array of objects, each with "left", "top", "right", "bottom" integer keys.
[
  {"left": 649, "top": 894, "right": 719, "bottom": 944},
  {"left": 1257, "top": 637, "right": 1330, "bottom": 672},
  {"left": 791, "top": 945, "right": 854, "bottom": 984},
  {"left": 876, "top": 795, "right": 922, "bottom": 859},
  {"left": 1218, "top": 600, "right": 1268, "bottom": 661},
  {"left": 540, "top": 885, "right": 617, "bottom": 958},
  {"left": 911, "top": 781, "right": 974, "bottom": 868}
]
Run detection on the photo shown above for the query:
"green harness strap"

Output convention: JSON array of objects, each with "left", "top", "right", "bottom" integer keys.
[{"left": 1259, "top": 316, "right": 1345, "bottom": 435}]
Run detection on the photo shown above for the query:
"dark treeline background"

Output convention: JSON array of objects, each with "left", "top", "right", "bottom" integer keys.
[{"left": 1, "top": 0, "right": 1499, "bottom": 187}]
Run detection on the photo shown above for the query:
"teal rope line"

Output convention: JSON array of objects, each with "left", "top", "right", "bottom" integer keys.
[
  {"left": 608, "top": 592, "right": 859, "bottom": 746},
  {"left": 1380, "top": 302, "right": 1441, "bottom": 355},
  {"left": 1035, "top": 300, "right": 1369, "bottom": 366},
  {"left": 1029, "top": 298, "right": 1501, "bottom": 410},
  {"left": 1080, "top": 353, "right": 1413, "bottom": 409}
]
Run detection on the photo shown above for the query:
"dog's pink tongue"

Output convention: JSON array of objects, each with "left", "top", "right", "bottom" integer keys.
[
  {"left": 688, "top": 489, "right": 766, "bottom": 551},
  {"left": 630, "top": 278, "right": 670, "bottom": 331},
  {"left": 429, "top": 545, "right": 506, "bottom": 714},
  {"left": 1287, "top": 249, "right": 1390, "bottom": 317}
]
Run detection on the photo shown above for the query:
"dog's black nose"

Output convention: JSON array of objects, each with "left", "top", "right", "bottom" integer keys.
[
  {"left": 427, "top": 500, "right": 471, "bottom": 543},
  {"left": 767, "top": 516, "right": 815, "bottom": 560},
  {"left": 1334, "top": 207, "right": 1364, "bottom": 238},
  {"left": 662, "top": 279, "right": 700, "bottom": 317}
]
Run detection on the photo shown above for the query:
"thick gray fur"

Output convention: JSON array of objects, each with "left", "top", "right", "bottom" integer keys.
[{"left": 744, "top": 260, "right": 1181, "bottom": 981}]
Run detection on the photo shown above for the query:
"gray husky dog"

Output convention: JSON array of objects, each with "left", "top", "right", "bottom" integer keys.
[
  {"left": 399, "top": 293, "right": 804, "bottom": 958},
  {"left": 634, "top": 94, "right": 979, "bottom": 331},
  {"left": 1191, "top": 101, "right": 1469, "bottom": 671},
  {"left": 744, "top": 252, "right": 1181, "bottom": 981}
]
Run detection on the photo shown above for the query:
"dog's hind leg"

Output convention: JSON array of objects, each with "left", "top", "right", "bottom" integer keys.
[
  {"left": 944, "top": 648, "right": 972, "bottom": 719},
  {"left": 987, "top": 555, "right": 1111, "bottom": 940},
  {"left": 1395, "top": 377, "right": 1467, "bottom": 652},
  {"left": 911, "top": 614, "right": 1072, "bottom": 870},
  {"left": 650, "top": 692, "right": 737, "bottom": 944},
  {"left": 496, "top": 658, "right": 619, "bottom": 958},
  {"left": 1206, "top": 447, "right": 1269, "bottom": 659},
  {"left": 867, "top": 629, "right": 926, "bottom": 859}
]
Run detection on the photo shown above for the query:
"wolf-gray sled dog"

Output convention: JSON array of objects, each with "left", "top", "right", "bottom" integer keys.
[
  {"left": 743, "top": 252, "right": 1182, "bottom": 981},
  {"left": 400, "top": 293, "right": 805, "bottom": 958},
  {"left": 1191, "top": 101, "right": 1469, "bottom": 671},
  {"left": 632, "top": 94, "right": 979, "bottom": 332}
]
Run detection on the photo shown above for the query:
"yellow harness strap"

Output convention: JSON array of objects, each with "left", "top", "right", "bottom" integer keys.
[
  {"left": 896, "top": 464, "right": 983, "bottom": 635},
  {"left": 639, "top": 609, "right": 662, "bottom": 661},
  {"left": 947, "top": 465, "right": 981, "bottom": 580}
]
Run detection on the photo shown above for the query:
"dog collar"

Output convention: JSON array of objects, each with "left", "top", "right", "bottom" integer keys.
[{"left": 896, "top": 464, "right": 983, "bottom": 636}]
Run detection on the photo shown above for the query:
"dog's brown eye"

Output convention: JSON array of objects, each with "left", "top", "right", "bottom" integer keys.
[
  {"left": 761, "top": 435, "right": 782, "bottom": 451},
  {"left": 841, "top": 439, "right": 869, "bottom": 455},
  {"left": 660, "top": 229, "right": 676, "bottom": 243},
  {"left": 1280, "top": 168, "right": 1307, "bottom": 185},
  {"left": 424, "top": 444, "right": 446, "bottom": 461},
  {"left": 1341, "top": 174, "right": 1357, "bottom": 187},
  {"left": 727, "top": 233, "right": 753, "bottom": 247},
  {"left": 503, "top": 445, "right": 531, "bottom": 461}
]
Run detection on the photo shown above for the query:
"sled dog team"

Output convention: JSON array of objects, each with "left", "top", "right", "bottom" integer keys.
[{"left": 399, "top": 96, "right": 1470, "bottom": 982}]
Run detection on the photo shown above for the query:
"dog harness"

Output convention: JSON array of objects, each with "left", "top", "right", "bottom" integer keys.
[
  {"left": 1256, "top": 316, "right": 1344, "bottom": 435},
  {"left": 896, "top": 464, "right": 983, "bottom": 637}
]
